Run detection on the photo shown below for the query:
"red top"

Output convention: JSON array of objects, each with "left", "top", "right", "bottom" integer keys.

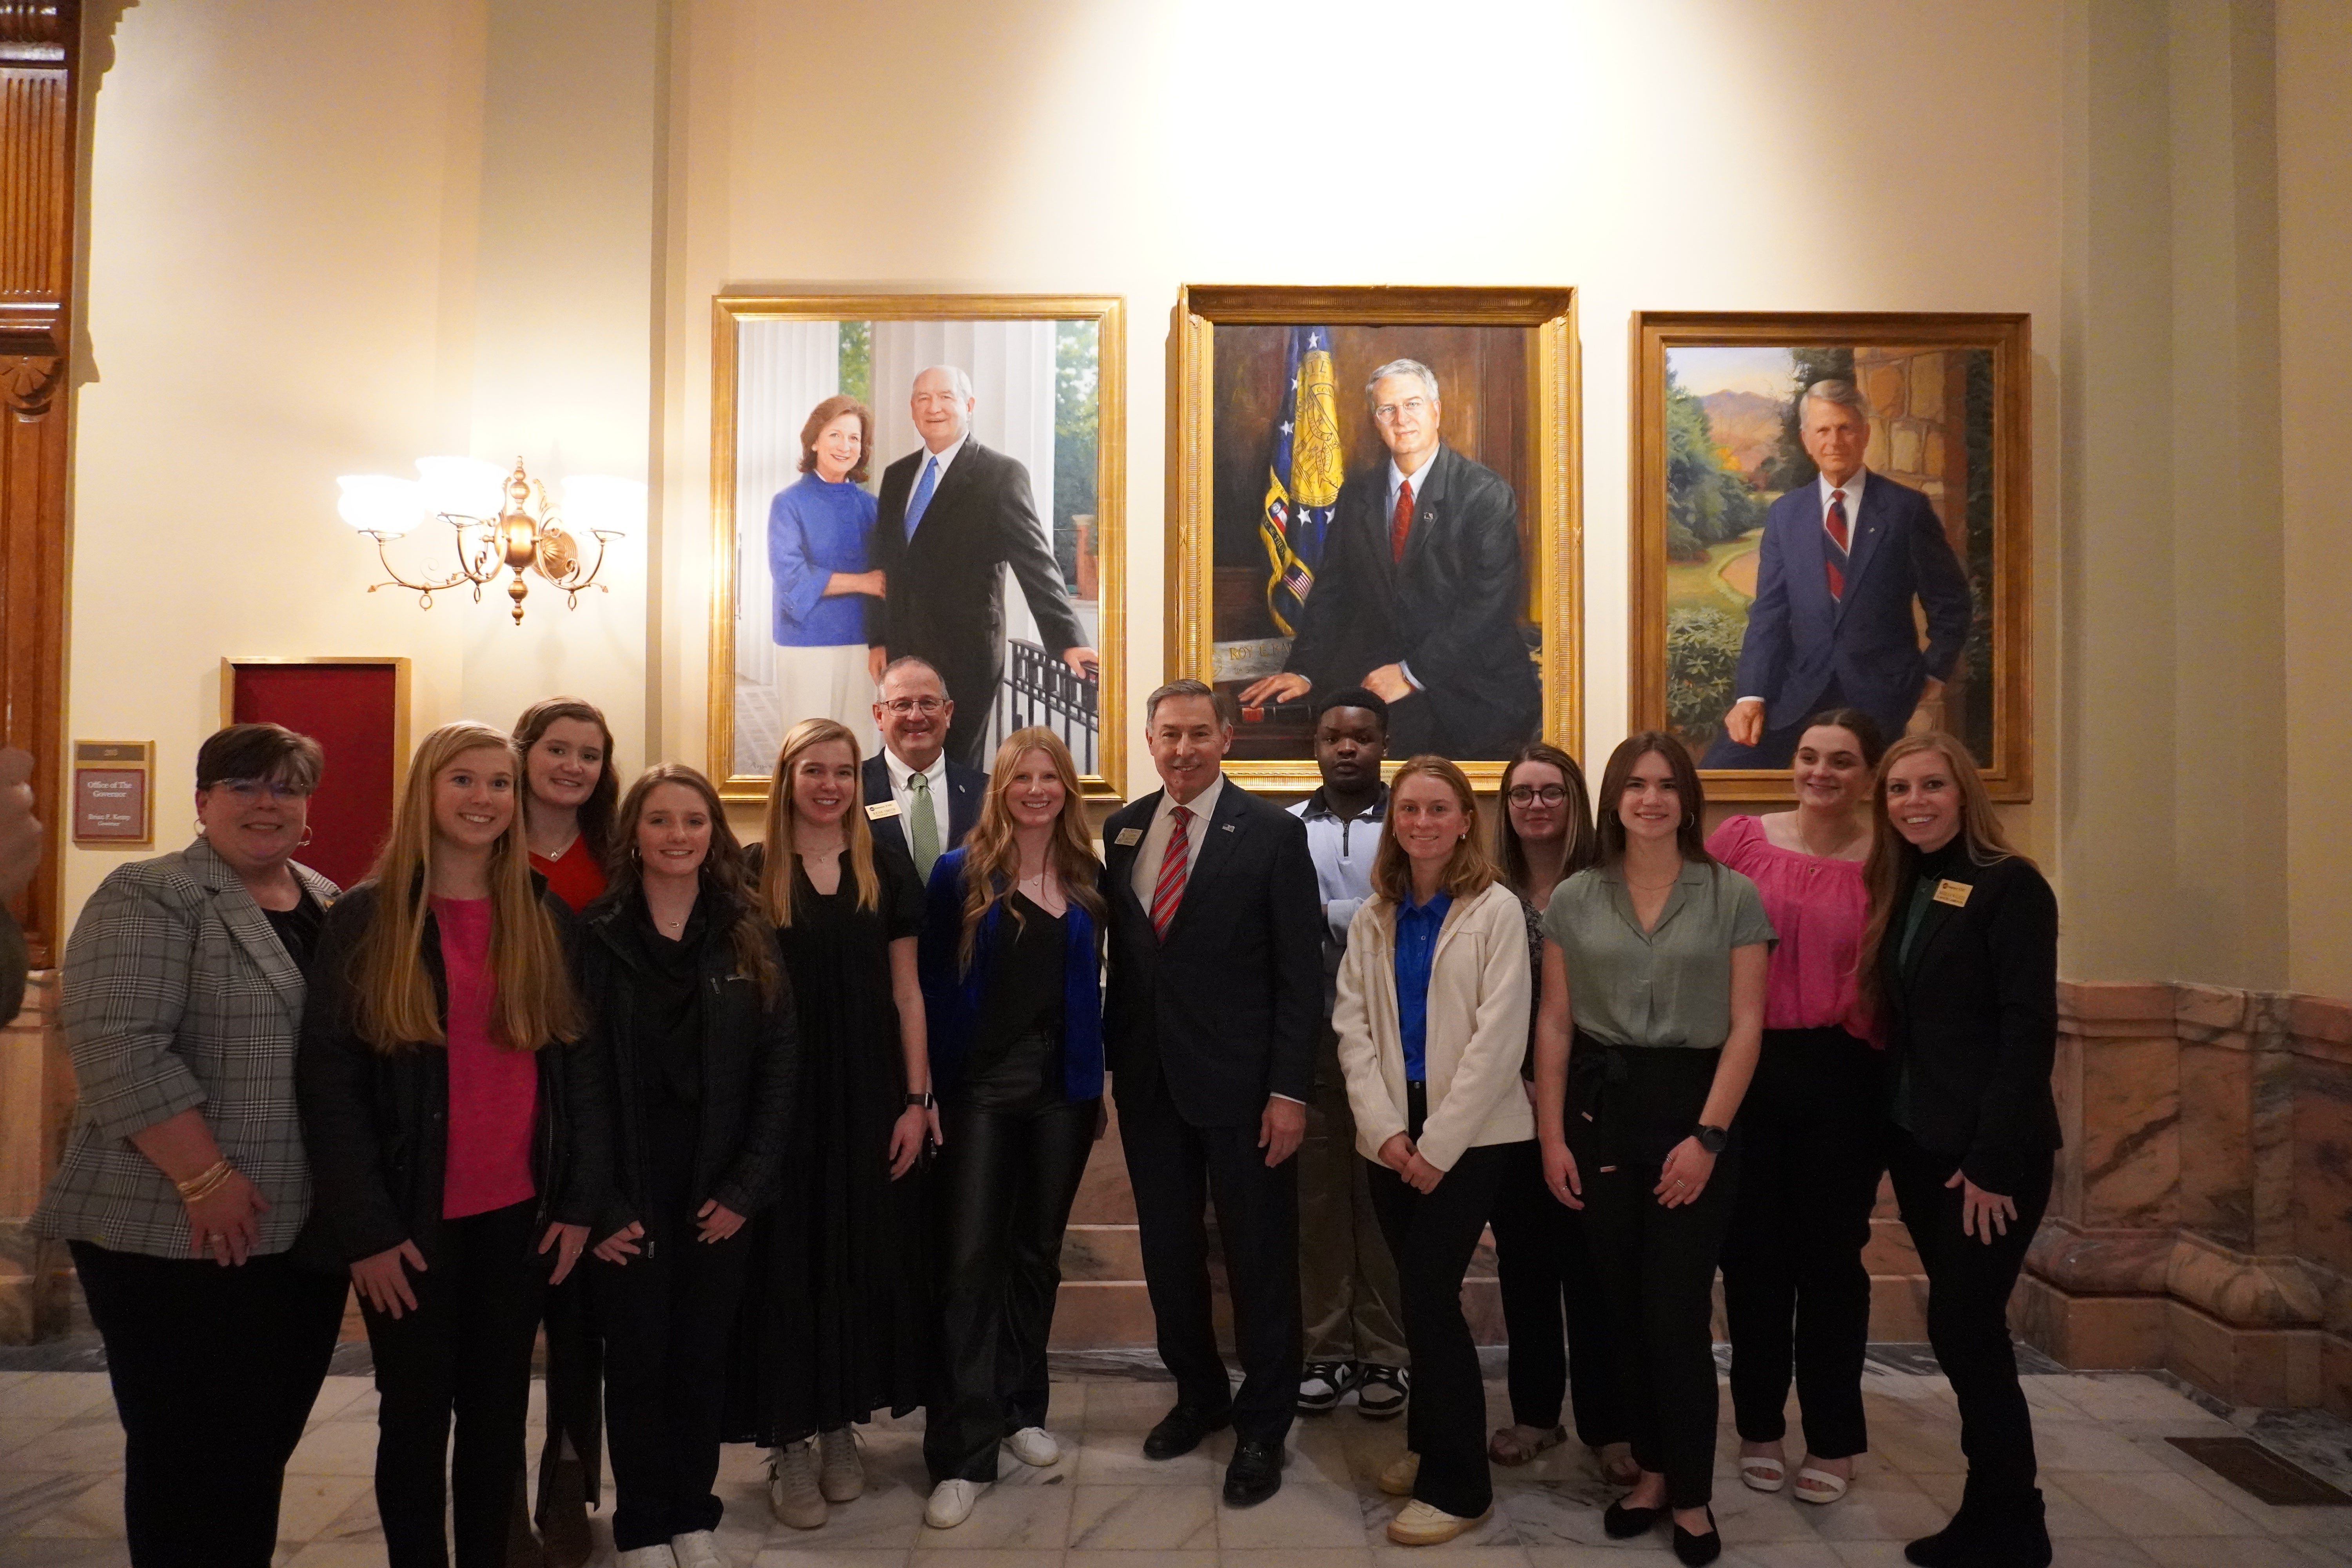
[
  {"left": 1705, "top": 813, "right": 1882, "bottom": 1047},
  {"left": 531, "top": 834, "right": 607, "bottom": 915},
  {"left": 434, "top": 897, "right": 539, "bottom": 1218}
]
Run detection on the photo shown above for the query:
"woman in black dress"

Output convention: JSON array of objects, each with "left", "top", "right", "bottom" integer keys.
[{"left": 728, "top": 717, "right": 936, "bottom": 1531}]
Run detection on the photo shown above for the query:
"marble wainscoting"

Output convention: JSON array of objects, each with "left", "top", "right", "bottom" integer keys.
[{"left": 2016, "top": 979, "right": 2352, "bottom": 1412}]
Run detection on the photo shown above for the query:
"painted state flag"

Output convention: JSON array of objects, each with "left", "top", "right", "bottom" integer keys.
[{"left": 1261, "top": 325, "right": 1343, "bottom": 636}]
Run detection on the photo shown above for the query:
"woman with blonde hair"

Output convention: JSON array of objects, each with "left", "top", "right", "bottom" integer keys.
[
  {"left": 298, "top": 722, "right": 612, "bottom": 1568},
  {"left": 1332, "top": 755, "right": 1533, "bottom": 1546},
  {"left": 725, "top": 717, "right": 933, "bottom": 1529},
  {"left": 1861, "top": 733, "right": 2058, "bottom": 1568},
  {"left": 914, "top": 728, "right": 1107, "bottom": 1528}
]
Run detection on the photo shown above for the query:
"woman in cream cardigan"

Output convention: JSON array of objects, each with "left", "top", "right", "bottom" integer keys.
[{"left": 1333, "top": 755, "right": 1534, "bottom": 1547}]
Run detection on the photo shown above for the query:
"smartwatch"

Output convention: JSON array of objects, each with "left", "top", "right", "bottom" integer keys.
[{"left": 1694, "top": 1123, "right": 1729, "bottom": 1155}]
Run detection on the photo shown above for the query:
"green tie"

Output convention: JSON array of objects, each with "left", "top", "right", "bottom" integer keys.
[{"left": 908, "top": 769, "right": 942, "bottom": 879}]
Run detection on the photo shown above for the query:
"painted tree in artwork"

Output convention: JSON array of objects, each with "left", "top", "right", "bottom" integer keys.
[
  {"left": 1664, "top": 365, "right": 1765, "bottom": 561},
  {"left": 1052, "top": 319, "right": 1099, "bottom": 593}
]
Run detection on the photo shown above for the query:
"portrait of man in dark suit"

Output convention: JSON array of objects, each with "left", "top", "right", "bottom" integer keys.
[
  {"left": 1702, "top": 378, "right": 1974, "bottom": 769},
  {"left": 864, "top": 365, "right": 1099, "bottom": 771},
  {"left": 860, "top": 656, "right": 983, "bottom": 881},
  {"left": 1239, "top": 359, "right": 1539, "bottom": 759}
]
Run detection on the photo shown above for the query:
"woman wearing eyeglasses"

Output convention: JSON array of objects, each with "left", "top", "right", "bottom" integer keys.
[{"left": 1484, "top": 744, "right": 1633, "bottom": 1483}]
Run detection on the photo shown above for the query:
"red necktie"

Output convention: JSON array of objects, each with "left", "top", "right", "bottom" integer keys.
[
  {"left": 1823, "top": 488, "right": 1851, "bottom": 601},
  {"left": 1390, "top": 479, "right": 1414, "bottom": 564},
  {"left": 1149, "top": 806, "right": 1193, "bottom": 940}
]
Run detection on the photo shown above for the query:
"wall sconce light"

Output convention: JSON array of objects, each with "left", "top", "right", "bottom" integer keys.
[{"left": 336, "top": 457, "right": 641, "bottom": 624}]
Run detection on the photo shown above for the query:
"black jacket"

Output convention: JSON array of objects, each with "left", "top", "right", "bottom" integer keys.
[
  {"left": 1102, "top": 781, "right": 1322, "bottom": 1126},
  {"left": 296, "top": 878, "right": 613, "bottom": 1266},
  {"left": 861, "top": 438, "right": 1087, "bottom": 704},
  {"left": 1282, "top": 442, "right": 1539, "bottom": 757},
  {"left": 576, "top": 887, "right": 799, "bottom": 1237},
  {"left": 860, "top": 751, "right": 985, "bottom": 862},
  {"left": 1879, "top": 850, "right": 2062, "bottom": 1196}
]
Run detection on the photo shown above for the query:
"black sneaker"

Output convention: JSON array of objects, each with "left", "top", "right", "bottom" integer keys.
[
  {"left": 1356, "top": 1364, "right": 1409, "bottom": 1420},
  {"left": 1296, "top": 1361, "right": 1358, "bottom": 1415}
]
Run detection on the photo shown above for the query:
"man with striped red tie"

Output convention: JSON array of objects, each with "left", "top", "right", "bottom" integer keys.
[
  {"left": 1702, "top": 378, "right": 1974, "bottom": 769},
  {"left": 1103, "top": 679, "right": 1323, "bottom": 1508}
]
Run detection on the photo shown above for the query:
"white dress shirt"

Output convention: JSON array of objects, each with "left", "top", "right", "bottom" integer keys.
[
  {"left": 882, "top": 746, "right": 948, "bottom": 841},
  {"left": 902, "top": 430, "right": 970, "bottom": 537},
  {"left": 1131, "top": 773, "right": 1224, "bottom": 908}
]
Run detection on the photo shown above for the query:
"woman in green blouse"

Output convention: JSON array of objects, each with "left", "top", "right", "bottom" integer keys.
[{"left": 1531, "top": 733, "right": 1773, "bottom": 1568}]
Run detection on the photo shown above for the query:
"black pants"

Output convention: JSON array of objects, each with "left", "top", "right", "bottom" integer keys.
[
  {"left": 1366, "top": 1142, "right": 1518, "bottom": 1519},
  {"left": 1575, "top": 1045, "right": 1739, "bottom": 1510},
  {"left": 1488, "top": 1138, "right": 1628, "bottom": 1445},
  {"left": 528, "top": 1271, "right": 602, "bottom": 1525},
  {"left": 1721, "top": 1026, "right": 1885, "bottom": 1459},
  {"left": 1888, "top": 1128, "right": 2052, "bottom": 1503},
  {"left": 71, "top": 1242, "right": 347, "bottom": 1568},
  {"left": 360, "top": 1199, "right": 547, "bottom": 1568},
  {"left": 1116, "top": 1059, "right": 1301, "bottom": 1445},
  {"left": 594, "top": 1201, "right": 751, "bottom": 1548},
  {"left": 926, "top": 1094, "right": 1100, "bottom": 1482}
]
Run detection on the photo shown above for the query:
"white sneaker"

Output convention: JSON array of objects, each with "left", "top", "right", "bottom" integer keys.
[
  {"left": 1004, "top": 1425, "right": 1061, "bottom": 1467},
  {"left": 925, "top": 1477, "right": 989, "bottom": 1528},
  {"left": 768, "top": 1439, "right": 828, "bottom": 1529},
  {"left": 615, "top": 1548, "right": 676, "bottom": 1568},
  {"left": 669, "top": 1532, "right": 728, "bottom": 1568},
  {"left": 818, "top": 1425, "right": 865, "bottom": 1502}
]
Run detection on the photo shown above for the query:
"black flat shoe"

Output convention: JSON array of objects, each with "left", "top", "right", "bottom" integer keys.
[
  {"left": 1672, "top": 1507, "right": 1720, "bottom": 1566},
  {"left": 1222, "top": 1438, "right": 1285, "bottom": 1506},
  {"left": 1143, "top": 1403, "right": 1231, "bottom": 1461},
  {"left": 1602, "top": 1499, "right": 1666, "bottom": 1538}
]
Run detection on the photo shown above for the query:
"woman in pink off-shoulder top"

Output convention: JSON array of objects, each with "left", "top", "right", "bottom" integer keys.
[{"left": 1703, "top": 708, "right": 1886, "bottom": 1511}]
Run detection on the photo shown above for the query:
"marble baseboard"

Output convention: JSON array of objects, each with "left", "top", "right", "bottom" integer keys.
[
  {"left": 0, "top": 1221, "right": 70, "bottom": 1344},
  {"left": 2010, "top": 1270, "right": 2333, "bottom": 1408}
]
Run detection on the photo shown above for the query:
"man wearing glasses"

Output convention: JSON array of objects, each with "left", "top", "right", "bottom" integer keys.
[{"left": 863, "top": 656, "right": 984, "bottom": 880}]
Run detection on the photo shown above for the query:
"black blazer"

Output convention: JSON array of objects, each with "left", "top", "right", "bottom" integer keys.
[
  {"left": 575, "top": 888, "right": 799, "bottom": 1240},
  {"left": 1879, "top": 851, "right": 2061, "bottom": 1196},
  {"left": 861, "top": 752, "right": 984, "bottom": 860},
  {"left": 296, "top": 879, "right": 614, "bottom": 1267},
  {"left": 1102, "top": 781, "right": 1322, "bottom": 1126},
  {"left": 861, "top": 439, "right": 1087, "bottom": 708},
  {"left": 1282, "top": 443, "right": 1539, "bottom": 756}
]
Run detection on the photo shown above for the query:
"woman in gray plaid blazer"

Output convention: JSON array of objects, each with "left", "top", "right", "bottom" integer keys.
[{"left": 30, "top": 723, "right": 352, "bottom": 1568}]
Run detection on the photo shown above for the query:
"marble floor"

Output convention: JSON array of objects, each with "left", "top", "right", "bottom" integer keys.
[{"left": 4, "top": 1359, "right": 2352, "bottom": 1568}]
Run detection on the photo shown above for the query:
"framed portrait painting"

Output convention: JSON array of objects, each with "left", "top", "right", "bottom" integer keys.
[
  {"left": 709, "top": 294, "right": 1125, "bottom": 801},
  {"left": 1632, "top": 312, "right": 2032, "bottom": 801},
  {"left": 1167, "top": 285, "right": 1581, "bottom": 790}
]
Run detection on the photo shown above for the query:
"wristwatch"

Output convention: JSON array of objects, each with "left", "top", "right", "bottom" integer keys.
[
  {"left": 906, "top": 1090, "right": 936, "bottom": 1110},
  {"left": 1694, "top": 1123, "right": 1730, "bottom": 1155}
]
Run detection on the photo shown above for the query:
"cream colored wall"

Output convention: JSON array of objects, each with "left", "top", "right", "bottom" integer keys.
[{"left": 65, "top": 0, "right": 657, "bottom": 918}]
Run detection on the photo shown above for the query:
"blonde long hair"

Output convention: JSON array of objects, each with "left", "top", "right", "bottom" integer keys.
[
  {"left": 1369, "top": 755, "right": 1499, "bottom": 908},
  {"left": 352, "top": 722, "right": 581, "bottom": 1053},
  {"left": 759, "top": 718, "right": 880, "bottom": 927},
  {"left": 1858, "top": 731, "right": 2032, "bottom": 1007},
  {"left": 957, "top": 728, "right": 1105, "bottom": 971}
]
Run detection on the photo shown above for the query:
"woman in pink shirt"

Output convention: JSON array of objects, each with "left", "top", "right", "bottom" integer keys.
[
  {"left": 299, "top": 722, "right": 612, "bottom": 1568},
  {"left": 1704, "top": 708, "right": 1885, "bottom": 1509}
]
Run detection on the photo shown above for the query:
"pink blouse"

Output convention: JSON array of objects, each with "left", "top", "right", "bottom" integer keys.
[
  {"left": 1705, "top": 814, "right": 1881, "bottom": 1046},
  {"left": 434, "top": 897, "right": 539, "bottom": 1218}
]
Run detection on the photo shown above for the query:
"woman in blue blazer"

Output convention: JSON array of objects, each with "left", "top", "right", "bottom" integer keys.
[{"left": 915, "top": 727, "right": 1107, "bottom": 1530}]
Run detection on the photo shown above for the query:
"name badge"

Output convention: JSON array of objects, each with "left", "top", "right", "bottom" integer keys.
[
  {"left": 865, "top": 801, "right": 900, "bottom": 820},
  {"left": 1933, "top": 878, "right": 1972, "bottom": 907},
  {"left": 1115, "top": 827, "right": 1143, "bottom": 847}
]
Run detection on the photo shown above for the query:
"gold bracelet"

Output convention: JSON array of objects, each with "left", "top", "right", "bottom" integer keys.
[{"left": 175, "top": 1160, "right": 234, "bottom": 1203}]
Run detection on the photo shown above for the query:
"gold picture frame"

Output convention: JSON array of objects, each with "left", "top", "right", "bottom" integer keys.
[
  {"left": 1631, "top": 312, "right": 2032, "bottom": 801},
  {"left": 710, "top": 293, "right": 1128, "bottom": 801},
  {"left": 1166, "top": 285, "right": 1583, "bottom": 791}
]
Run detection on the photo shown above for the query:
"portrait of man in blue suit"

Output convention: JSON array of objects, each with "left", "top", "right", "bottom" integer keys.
[{"left": 1703, "top": 378, "right": 1974, "bottom": 768}]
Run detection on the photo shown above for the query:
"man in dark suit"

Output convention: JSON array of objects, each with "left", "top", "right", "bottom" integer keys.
[
  {"left": 1239, "top": 359, "right": 1539, "bottom": 758},
  {"left": 861, "top": 656, "right": 983, "bottom": 882},
  {"left": 1103, "top": 680, "right": 1322, "bottom": 1506},
  {"left": 1702, "top": 379, "right": 1974, "bottom": 768},
  {"left": 864, "top": 365, "right": 1098, "bottom": 771}
]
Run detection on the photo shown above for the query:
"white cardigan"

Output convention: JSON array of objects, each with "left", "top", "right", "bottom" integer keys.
[{"left": 1332, "top": 879, "right": 1534, "bottom": 1171}]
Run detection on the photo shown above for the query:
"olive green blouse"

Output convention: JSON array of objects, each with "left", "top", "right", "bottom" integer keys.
[{"left": 1539, "top": 861, "right": 1776, "bottom": 1049}]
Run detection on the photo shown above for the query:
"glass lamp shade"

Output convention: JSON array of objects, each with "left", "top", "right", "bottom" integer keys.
[
  {"left": 336, "top": 475, "right": 424, "bottom": 537},
  {"left": 415, "top": 456, "right": 506, "bottom": 520},
  {"left": 561, "top": 474, "right": 644, "bottom": 536}
]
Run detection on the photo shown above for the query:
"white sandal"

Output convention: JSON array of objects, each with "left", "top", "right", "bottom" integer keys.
[
  {"left": 1739, "top": 1452, "right": 1786, "bottom": 1493},
  {"left": 1793, "top": 1465, "right": 1849, "bottom": 1504}
]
